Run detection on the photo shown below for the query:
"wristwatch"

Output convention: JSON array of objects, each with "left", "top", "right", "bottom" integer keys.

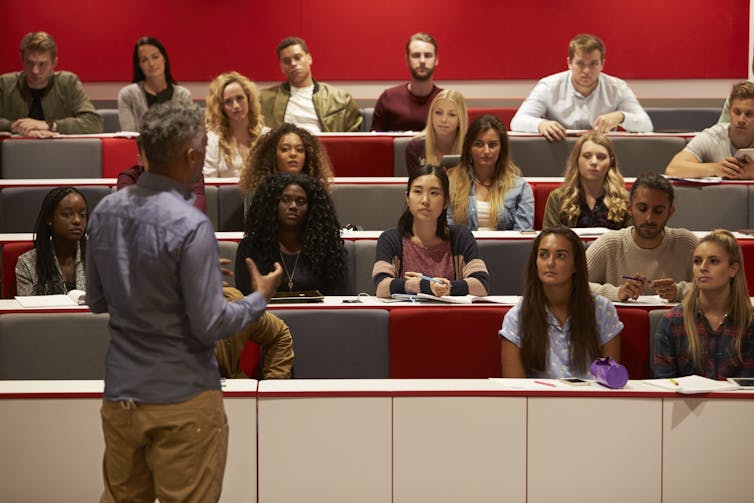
[{"left": 46, "top": 119, "right": 57, "bottom": 132}]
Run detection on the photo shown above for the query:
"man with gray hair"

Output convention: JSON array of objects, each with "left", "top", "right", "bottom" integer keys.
[
  {"left": 0, "top": 31, "right": 102, "bottom": 136},
  {"left": 86, "top": 101, "right": 282, "bottom": 501}
]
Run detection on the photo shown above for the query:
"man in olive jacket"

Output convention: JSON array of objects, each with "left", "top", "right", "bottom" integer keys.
[
  {"left": 0, "top": 32, "right": 102, "bottom": 136},
  {"left": 260, "top": 36, "right": 362, "bottom": 133}
]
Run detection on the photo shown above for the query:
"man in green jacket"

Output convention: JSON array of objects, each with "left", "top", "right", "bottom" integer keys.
[
  {"left": 0, "top": 32, "right": 102, "bottom": 136},
  {"left": 260, "top": 37, "right": 362, "bottom": 133}
]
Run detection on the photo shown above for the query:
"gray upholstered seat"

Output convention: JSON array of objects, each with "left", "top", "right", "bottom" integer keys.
[
  {"left": 217, "top": 185, "right": 245, "bottom": 232},
  {"left": 0, "top": 186, "right": 112, "bottom": 233},
  {"left": 509, "top": 137, "right": 577, "bottom": 177},
  {"left": 97, "top": 108, "right": 120, "bottom": 133},
  {"left": 672, "top": 184, "right": 749, "bottom": 231},
  {"left": 270, "top": 308, "right": 390, "bottom": 378},
  {"left": 361, "top": 107, "right": 374, "bottom": 132},
  {"left": 218, "top": 240, "right": 239, "bottom": 288},
  {"left": 646, "top": 108, "right": 721, "bottom": 133},
  {"left": 204, "top": 185, "right": 219, "bottom": 230},
  {"left": 477, "top": 239, "right": 532, "bottom": 295},
  {"left": 1, "top": 138, "right": 103, "bottom": 178},
  {"left": 393, "top": 136, "right": 412, "bottom": 177},
  {"left": 0, "top": 313, "right": 110, "bottom": 379},
  {"left": 353, "top": 239, "right": 378, "bottom": 295},
  {"left": 331, "top": 184, "right": 406, "bottom": 230},
  {"left": 611, "top": 137, "right": 686, "bottom": 177}
]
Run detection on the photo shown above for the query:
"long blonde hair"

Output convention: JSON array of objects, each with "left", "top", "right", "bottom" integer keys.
[
  {"left": 205, "top": 71, "right": 264, "bottom": 169},
  {"left": 420, "top": 89, "right": 468, "bottom": 166},
  {"left": 448, "top": 114, "right": 520, "bottom": 227},
  {"left": 681, "top": 229, "right": 751, "bottom": 369},
  {"left": 558, "top": 132, "right": 628, "bottom": 225}
]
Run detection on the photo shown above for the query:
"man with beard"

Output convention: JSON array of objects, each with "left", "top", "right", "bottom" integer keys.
[
  {"left": 666, "top": 82, "right": 754, "bottom": 179},
  {"left": 510, "top": 33, "right": 652, "bottom": 142},
  {"left": 371, "top": 32, "right": 442, "bottom": 132},
  {"left": 586, "top": 173, "right": 697, "bottom": 302},
  {"left": 260, "top": 36, "right": 362, "bottom": 133}
]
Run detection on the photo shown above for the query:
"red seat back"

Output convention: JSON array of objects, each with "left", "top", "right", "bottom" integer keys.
[
  {"left": 616, "top": 308, "right": 650, "bottom": 379},
  {"left": 318, "top": 136, "right": 394, "bottom": 177},
  {"left": 389, "top": 306, "right": 509, "bottom": 378}
]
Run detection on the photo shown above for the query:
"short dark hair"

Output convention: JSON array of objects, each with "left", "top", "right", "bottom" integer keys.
[
  {"left": 397, "top": 165, "right": 450, "bottom": 240},
  {"left": 139, "top": 102, "right": 204, "bottom": 172},
  {"left": 405, "top": 32, "right": 437, "bottom": 56},
  {"left": 277, "top": 37, "right": 309, "bottom": 58},
  {"left": 629, "top": 172, "right": 674, "bottom": 206},
  {"left": 132, "top": 36, "right": 176, "bottom": 85}
]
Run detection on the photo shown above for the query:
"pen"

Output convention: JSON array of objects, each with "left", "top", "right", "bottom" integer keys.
[
  {"left": 621, "top": 275, "right": 647, "bottom": 283},
  {"left": 669, "top": 378, "right": 679, "bottom": 386},
  {"left": 420, "top": 274, "right": 446, "bottom": 285},
  {"left": 534, "top": 380, "right": 556, "bottom": 388}
]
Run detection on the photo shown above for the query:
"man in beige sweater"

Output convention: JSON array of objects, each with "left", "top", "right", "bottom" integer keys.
[{"left": 586, "top": 173, "right": 698, "bottom": 302}]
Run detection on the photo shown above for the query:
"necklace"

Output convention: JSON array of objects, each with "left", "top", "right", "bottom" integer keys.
[{"left": 279, "top": 250, "right": 301, "bottom": 291}]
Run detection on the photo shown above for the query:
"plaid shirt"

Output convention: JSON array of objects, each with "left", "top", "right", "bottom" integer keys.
[{"left": 654, "top": 304, "right": 754, "bottom": 379}]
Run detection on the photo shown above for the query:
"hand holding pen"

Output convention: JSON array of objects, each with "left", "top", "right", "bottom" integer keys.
[
  {"left": 619, "top": 273, "right": 647, "bottom": 301},
  {"left": 420, "top": 274, "right": 451, "bottom": 297},
  {"left": 620, "top": 274, "right": 677, "bottom": 302}
]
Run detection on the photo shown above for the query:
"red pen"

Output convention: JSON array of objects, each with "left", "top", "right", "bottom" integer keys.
[{"left": 534, "top": 380, "right": 556, "bottom": 388}]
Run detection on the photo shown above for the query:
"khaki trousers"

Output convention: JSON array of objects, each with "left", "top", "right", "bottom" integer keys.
[{"left": 99, "top": 390, "right": 228, "bottom": 503}]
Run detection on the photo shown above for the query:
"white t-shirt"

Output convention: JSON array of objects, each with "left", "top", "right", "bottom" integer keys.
[
  {"left": 475, "top": 200, "right": 494, "bottom": 230},
  {"left": 284, "top": 85, "right": 322, "bottom": 134}
]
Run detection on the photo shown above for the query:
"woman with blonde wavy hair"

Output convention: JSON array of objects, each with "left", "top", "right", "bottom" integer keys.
[
  {"left": 203, "top": 71, "right": 266, "bottom": 177},
  {"left": 447, "top": 114, "right": 533, "bottom": 230},
  {"left": 543, "top": 132, "right": 630, "bottom": 229},
  {"left": 654, "top": 229, "right": 754, "bottom": 379},
  {"left": 405, "top": 89, "right": 468, "bottom": 177}
]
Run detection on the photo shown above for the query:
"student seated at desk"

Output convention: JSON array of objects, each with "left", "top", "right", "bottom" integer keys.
[
  {"left": 235, "top": 172, "right": 348, "bottom": 295},
  {"left": 499, "top": 226, "right": 622, "bottom": 379},
  {"left": 405, "top": 89, "right": 468, "bottom": 177},
  {"left": 16, "top": 187, "right": 88, "bottom": 295},
  {"left": 543, "top": 132, "right": 631, "bottom": 230},
  {"left": 654, "top": 230, "right": 754, "bottom": 379},
  {"left": 373, "top": 165, "right": 489, "bottom": 298},
  {"left": 447, "top": 115, "right": 534, "bottom": 230}
]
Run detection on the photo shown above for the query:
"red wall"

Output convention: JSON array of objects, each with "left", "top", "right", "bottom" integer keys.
[{"left": 1, "top": 0, "right": 749, "bottom": 81}]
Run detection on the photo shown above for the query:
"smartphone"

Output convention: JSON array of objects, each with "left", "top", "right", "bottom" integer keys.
[
  {"left": 559, "top": 378, "right": 590, "bottom": 386},
  {"left": 727, "top": 377, "right": 754, "bottom": 389}
]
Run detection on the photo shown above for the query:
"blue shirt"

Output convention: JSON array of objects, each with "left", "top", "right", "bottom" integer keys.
[
  {"left": 86, "top": 172, "right": 267, "bottom": 403},
  {"left": 499, "top": 294, "right": 623, "bottom": 379},
  {"left": 447, "top": 175, "right": 534, "bottom": 231}
]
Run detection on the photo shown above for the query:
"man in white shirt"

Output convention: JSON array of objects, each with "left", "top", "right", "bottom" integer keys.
[
  {"left": 510, "top": 33, "right": 653, "bottom": 142},
  {"left": 259, "top": 37, "right": 362, "bottom": 133},
  {"left": 371, "top": 32, "right": 443, "bottom": 132},
  {"left": 666, "top": 81, "right": 754, "bottom": 179}
]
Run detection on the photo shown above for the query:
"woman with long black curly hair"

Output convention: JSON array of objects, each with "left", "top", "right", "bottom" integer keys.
[
  {"left": 234, "top": 172, "right": 348, "bottom": 295},
  {"left": 16, "top": 186, "right": 88, "bottom": 295}
]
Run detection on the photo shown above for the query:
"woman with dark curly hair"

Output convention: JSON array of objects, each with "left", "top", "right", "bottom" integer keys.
[
  {"left": 238, "top": 123, "right": 333, "bottom": 197},
  {"left": 16, "top": 187, "right": 88, "bottom": 295},
  {"left": 234, "top": 172, "right": 348, "bottom": 295}
]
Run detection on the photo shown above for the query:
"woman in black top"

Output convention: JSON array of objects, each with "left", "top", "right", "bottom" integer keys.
[{"left": 234, "top": 172, "right": 349, "bottom": 295}]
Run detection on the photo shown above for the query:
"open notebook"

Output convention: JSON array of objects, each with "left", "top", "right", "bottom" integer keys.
[
  {"left": 643, "top": 375, "right": 739, "bottom": 394},
  {"left": 391, "top": 293, "right": 514, "bottom": 304},
  {"left": 15, "top": 290, "right": 86, "bottom": 307}
]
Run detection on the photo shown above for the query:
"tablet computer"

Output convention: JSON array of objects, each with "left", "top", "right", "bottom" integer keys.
[{"left": 269, "top": 290, "right": 324, "bottom": 303}]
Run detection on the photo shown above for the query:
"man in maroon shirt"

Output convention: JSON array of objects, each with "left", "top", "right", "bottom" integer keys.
[{"left": 371, "top": 32, "right": 442, "bottom": 132}]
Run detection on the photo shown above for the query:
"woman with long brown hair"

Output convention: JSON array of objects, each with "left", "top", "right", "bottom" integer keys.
[{"left": 500, "top": 226, "right": 622, "bottom": 378}]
